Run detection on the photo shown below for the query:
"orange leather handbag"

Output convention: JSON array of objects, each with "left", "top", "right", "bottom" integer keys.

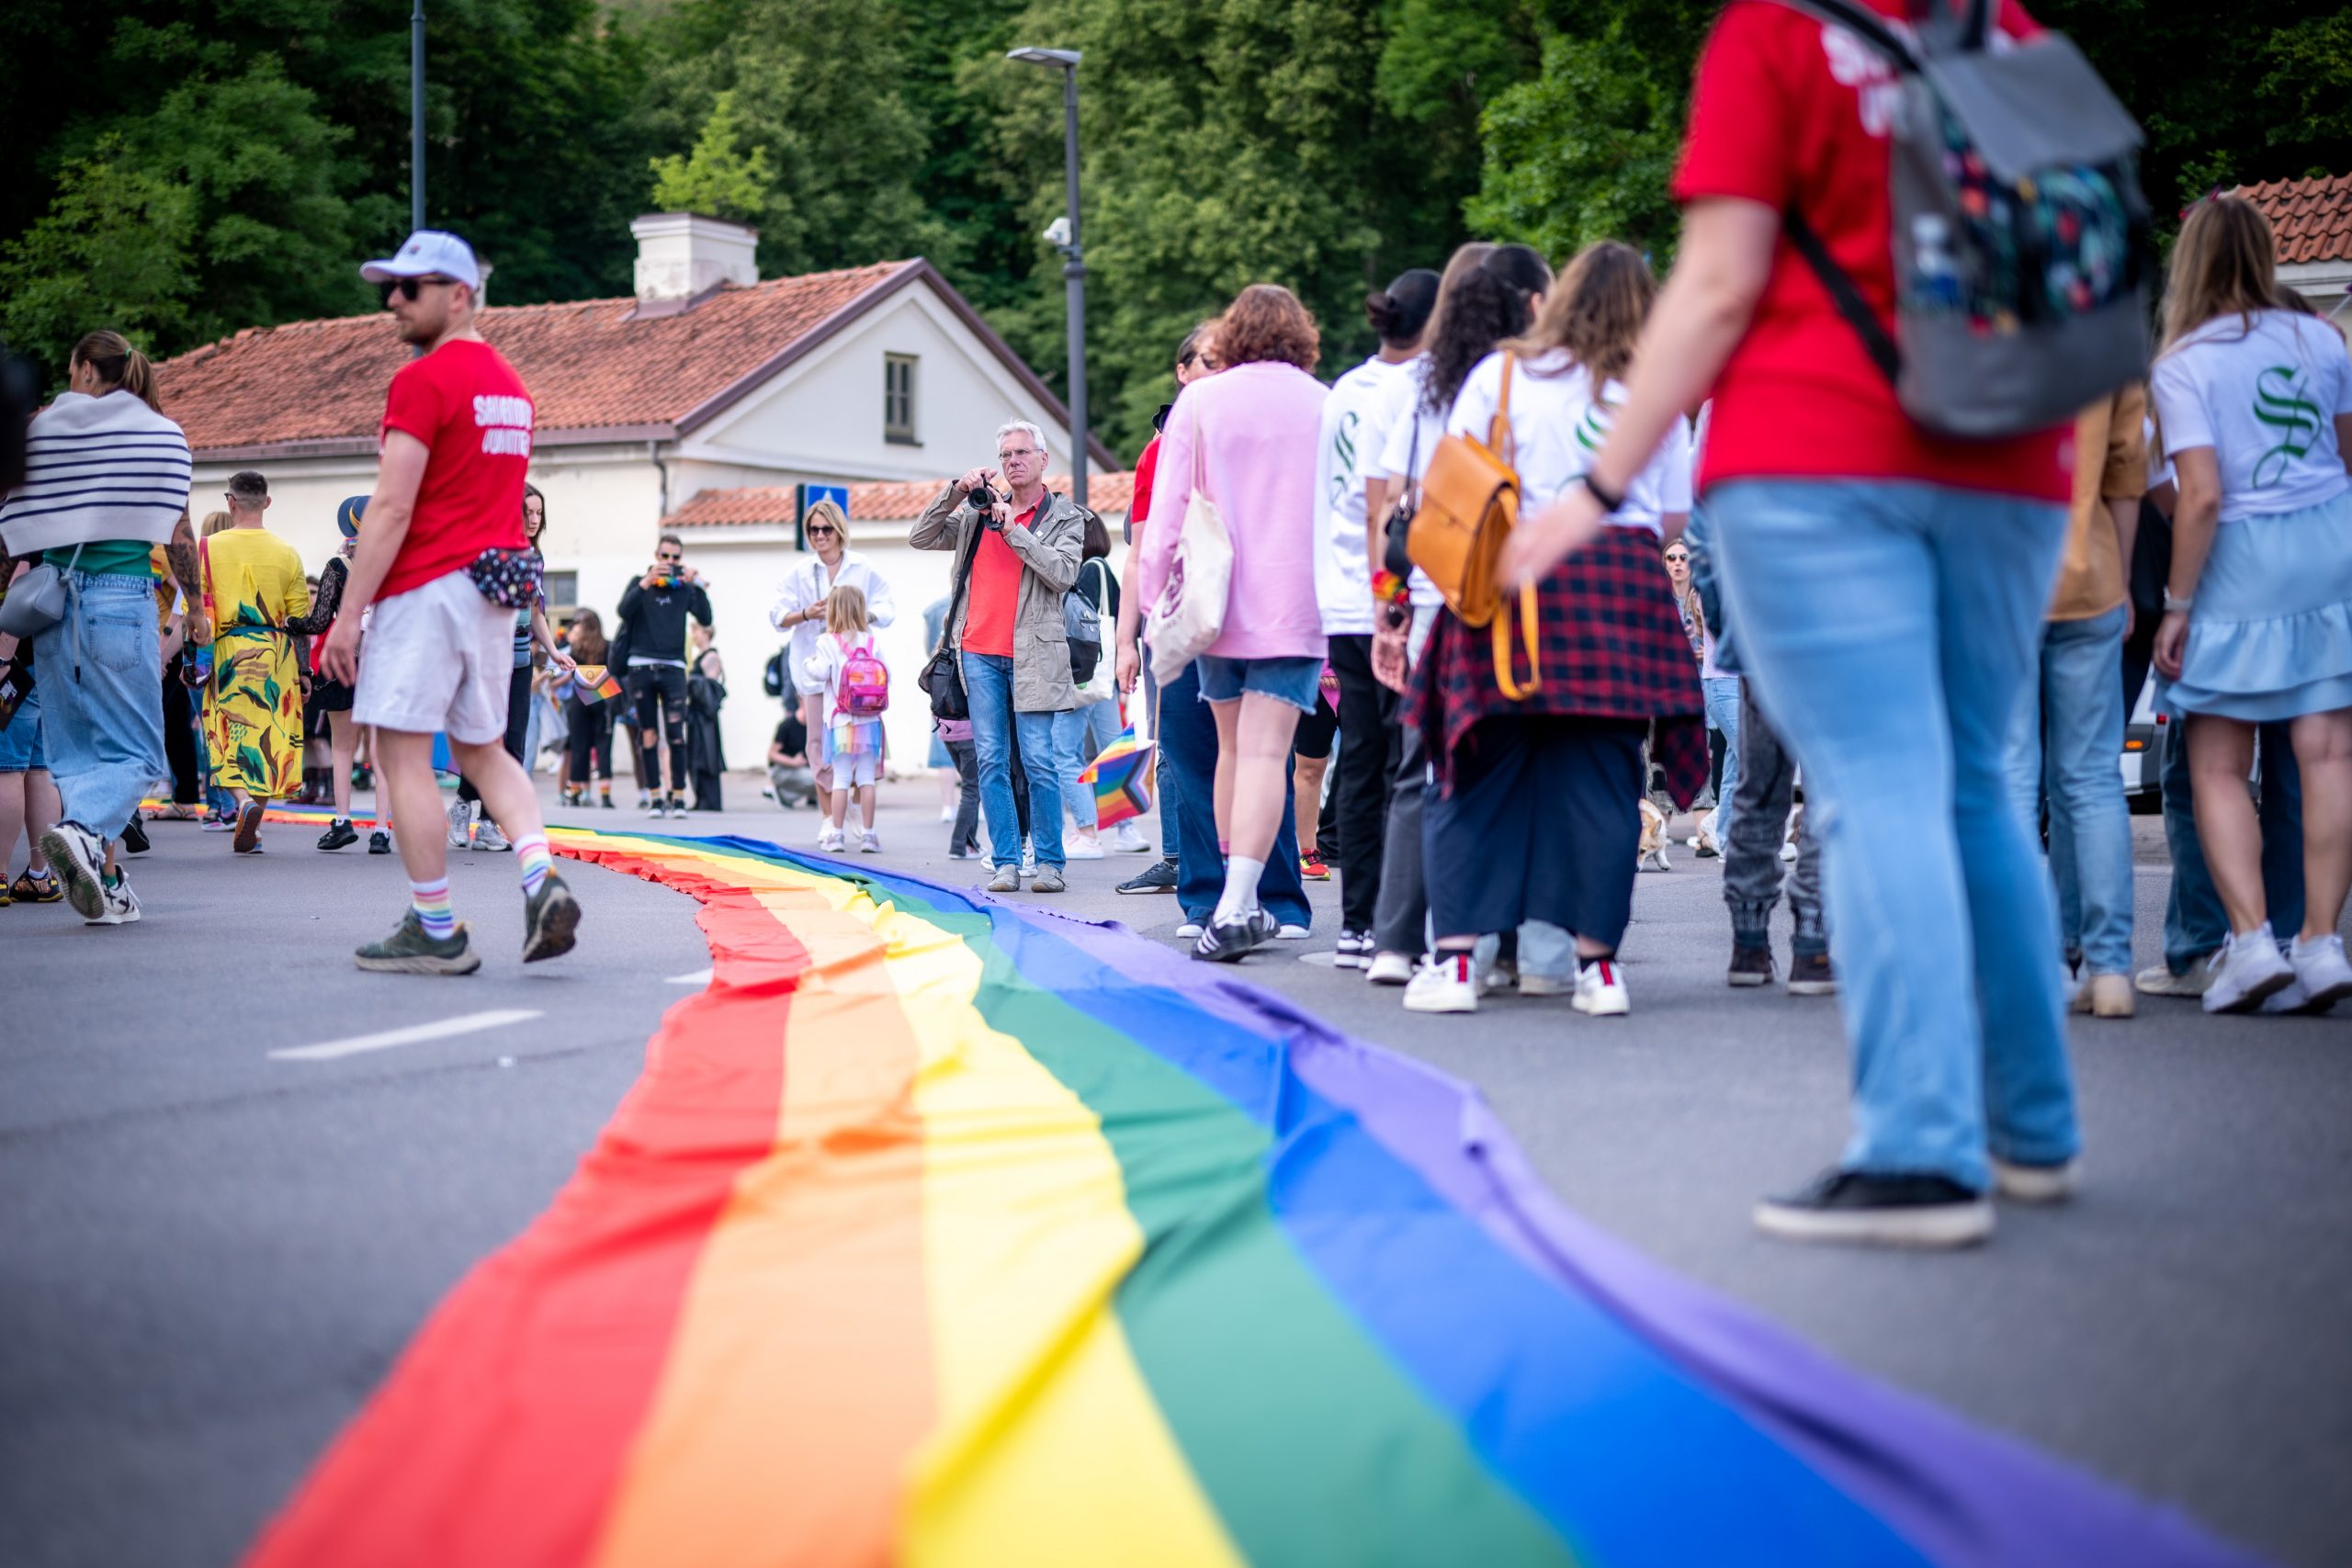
[{"left": 1406, "top": 355, "right": 1540, "bottom": 699}]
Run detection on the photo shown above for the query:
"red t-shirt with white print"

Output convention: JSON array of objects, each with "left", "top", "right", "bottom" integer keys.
[
  {"left": 1671, "top": 0, "right": 2072, "bottom": 502},
  {"left": 377, "top": 338, "right": 535, "bottom": 599}
]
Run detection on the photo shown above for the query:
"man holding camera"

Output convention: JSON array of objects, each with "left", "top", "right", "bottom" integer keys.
[
  {"left": 912, "top": 420, "right": 1088, "bottom": 892},
  {"left": 612, "top": 532, "right": 711, "bottom": 818}
]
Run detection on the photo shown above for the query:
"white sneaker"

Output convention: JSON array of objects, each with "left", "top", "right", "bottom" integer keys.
[
  {"left": 447, "top": 798, "right": 475, "bottom": 849},
  {"left": 1176, "top": 920, "right": 1204, "bottom": 940},
  {"left": 2260, "top": 976, "right": 2315, "bottom": 1014},
  {"left": 1480, "top": 959, "right": 1520, "bottom": 996},
  {"left": 939, "top": 804, "right": 956, "bottom": 823},
  {"left": 472, "top": 818, "right": 511, "bottom": 852},
  {"left": 1067, "top": 829, "right": 1106, "bottom": 860},
  {"left": 86, "top": 869, "right": 142, "bottom": 926},
  {"left": 1403, "top": 953, "right": 1478, "bottom": 1013},
  {"left": 1113, "top": 821, "right": 1151, "bottom": 853},
  {"left": 38, "top": 820, "right": 109, "bottom": 919},
  {"left": 2288, "top": 932, "right": 2352, "bottom": 1012},
  {"left": 1365, "top": 951, "right": 1419, "bottom": 986},
  {"left": 1276, "top": 923, "right": 1309, "bottom": 940},
  {"left": 817, "top": 826, "right": 845, "bottom": 853},
  {"left": 858, "top": 829, "right": 882, "bottom": 854},
  {"left": 1572, "top": 958, "right": 1631, "bottom": 1017},
  {"left": 2135, "top": 957, "right": 2218, "bottom": 998},
  {"left": 1021, "top": 839, "right": 1038, "bottom": 877},
  {"left": 1517, "top": 972, "right": 1573, "bottom": 997},
  {"left": 2202, "top": 925, "right": 2294, "bottom": 1014},
  {"left": 1780, "top": 835, "right": 1799, "bottom": 863}
]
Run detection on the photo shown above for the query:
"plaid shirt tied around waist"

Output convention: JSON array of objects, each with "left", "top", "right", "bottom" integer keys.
[{"left": 1411, "top": 525, "right": 1710, "bottom": 804}]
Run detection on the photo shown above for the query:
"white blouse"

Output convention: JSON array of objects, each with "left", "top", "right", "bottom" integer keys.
[{"left": 769, "top": 549, "right": 898, "bottom": 685}]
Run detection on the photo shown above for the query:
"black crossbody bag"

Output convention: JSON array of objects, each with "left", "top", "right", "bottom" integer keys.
[{"left": 919, "top": 515, "right": 982, "bottom": 721}]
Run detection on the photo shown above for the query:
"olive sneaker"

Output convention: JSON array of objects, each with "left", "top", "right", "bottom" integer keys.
[
  {"left": 356, "top": 912, "right": 481, "bottom": 976},
  {"left": 522, "top": 873, "right": 582, "bottom": 964}
]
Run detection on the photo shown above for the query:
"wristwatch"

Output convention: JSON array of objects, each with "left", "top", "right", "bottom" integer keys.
[{"left": 2163, "top": 591, "right": 2193, "bottom": 614}]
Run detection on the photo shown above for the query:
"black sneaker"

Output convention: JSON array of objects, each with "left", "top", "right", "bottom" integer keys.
[
  {"left": 1333, "top": 930, "right": 1374, "bottom": 969},
  {"left": 1727, "top": 943, "right": 1774, "bottom": 987},
  {"left": 368, "top": 829, "right": 392, "bottom": 855},
  {"left": 1754, "top": 1168, "right": 1993, "bottom": 1248},
  {"left": 355, "top": 912, "right": 481, "bottom": 976},
  {"left": 1193, "top": 908, "right": 1275, "bottom": 964},
  {"left": 1117, "top": 857, "right": 1179, "bottom": 895},
  {"left": 317, "top": 818, "right": 359, "bottom": 852},
  {"left": 120, "top": 815, "right": 151, "bottom": 855},
  {"left": 522, "top": 873, "right": 582, "bottom": 963},
  {"left": 1787, "top": 950, "right": 1838, "bottom": 996}
]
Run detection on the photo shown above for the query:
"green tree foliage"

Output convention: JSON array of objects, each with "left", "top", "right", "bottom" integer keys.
[
  {"left": 649, "top": 92, "right": 775, "bottom": 222},
  {"left": 0, "top": 141, "right": 198, "bottom": 372}
]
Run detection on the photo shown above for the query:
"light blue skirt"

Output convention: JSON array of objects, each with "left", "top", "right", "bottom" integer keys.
[{"left": 2169, "top": 491, "right": 2352, "bottom": 722}]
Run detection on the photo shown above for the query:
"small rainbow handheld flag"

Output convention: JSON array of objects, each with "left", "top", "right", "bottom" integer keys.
[
  {"left": 1077, "top": 725, "right": 1156, "bottom": 828},
  {"left": 572, "top": 663, "right": 624, "bottom": 704}
]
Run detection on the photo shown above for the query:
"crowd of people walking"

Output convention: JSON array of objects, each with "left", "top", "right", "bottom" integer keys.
[{"left": 5, "top": 0, "right": 2349, "bottom": 1252}]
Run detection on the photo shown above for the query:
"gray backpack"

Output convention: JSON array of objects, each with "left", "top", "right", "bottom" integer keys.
[{"left": 1771, "top": 0, "right": 2152, "bottom": 439}]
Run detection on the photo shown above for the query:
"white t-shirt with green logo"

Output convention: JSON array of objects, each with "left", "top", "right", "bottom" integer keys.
[
  {"left": 2150, "top": 310, "right": 2352, "bottom": 523},
  {"left": 1446, "top": 348, "right": 1693, "bottom": 536},
  {"left": 1314, "top": 355, "right": 1414, "bottom": 635}
]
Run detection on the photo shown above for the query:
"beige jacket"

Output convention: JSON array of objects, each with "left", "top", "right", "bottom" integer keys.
[
  {"left": 910, "top": 481, "right": 1090, "bottom": 712},
  {"left": 2049, "top": 384, "right": 2148, "bottom": 621}
]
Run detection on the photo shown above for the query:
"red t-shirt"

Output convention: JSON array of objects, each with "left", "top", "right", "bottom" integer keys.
[
  {"left": 1673, "top": 0, "right": 2071, "bottom": 502},
  {"left": 377, "top": 339, "right": 535, "bottom": 599},
  {"left": 1130, "top": 434, "right": 1162, "bottom": 537},
  {"left": 960, "top": 498, "right": 1041, "bottom": 658}
]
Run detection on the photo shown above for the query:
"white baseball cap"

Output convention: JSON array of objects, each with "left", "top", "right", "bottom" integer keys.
[{"left": 361, "top": 230, "right": 482, "bottom": 288}]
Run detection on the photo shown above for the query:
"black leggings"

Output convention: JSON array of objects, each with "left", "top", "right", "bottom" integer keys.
[
  {"left": 565, "top": 696, "right": 615, "bottom": 784},
  {"left": 628, "top": 664, "right": 690, "bottom": 795},
  {"left": 458, "top": 665, "right": 533, "bottom": 804}
]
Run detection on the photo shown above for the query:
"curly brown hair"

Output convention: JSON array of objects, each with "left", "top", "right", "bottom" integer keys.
[{"left": 1214, "top": 284, "right": 1319, "bottom": 373}]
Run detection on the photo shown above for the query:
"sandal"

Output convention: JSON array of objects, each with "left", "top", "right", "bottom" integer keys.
[
  {"left": 10, "top": 870, "right": 62, "bottom": 904},
  {"left": 155, "top": 802, "right": 202, "bottom": 821}
]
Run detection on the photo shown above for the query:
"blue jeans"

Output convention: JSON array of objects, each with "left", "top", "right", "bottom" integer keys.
[
  {"left": 2157, "top": 694, "right": 2302, "bottom": 972},
  {"left": 1049, "top": 705, "right": 1099, "bottom": 831},
  {"left": 961, "top": 652, "right": 1065, "bottom": 871},
  {"left": 1712, "top": 479, "right": 2080, "bottom": 1190},
  {"left": 1158, "top": 658, "right": 1311, "bottom": 929},
  {"left": 32, "top": 572, "right": 166, "bottom": 843},
  {"left": 2006, "top": 605, "right": 2134, "bottom": 976},
  {"left": 1702, "top": 674, "right": 1742, "bottom": 841},
  {"left": 1144, "top": 659, "right": 1180, "bottom": 859}
]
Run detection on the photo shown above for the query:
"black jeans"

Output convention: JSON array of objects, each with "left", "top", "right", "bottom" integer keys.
[
  {"left": 565, "top": 695, "right": 615, "bottom": 784},
  {"left": 628, "top": 662, "right": 690, "bottom": 795},
  {"left": 945, "top": 737, "right": 983, "bottom": 853},
  {"left": 458, "top": 664, "right": 532, "bottom": 804},
  {"left": 1326, "top": 634, "right": 1396, "bottom": 933},
  {"left": 161, "top": 658, "right": 201, "bottom": 805}
]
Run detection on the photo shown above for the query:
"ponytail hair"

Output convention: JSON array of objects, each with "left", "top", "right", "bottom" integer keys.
[
  {"left": 71, "top": 330, "right": 161, "bottom": 412},
  {"left": 1363, "top": 268, "right": 1442, "bottom": 349}
]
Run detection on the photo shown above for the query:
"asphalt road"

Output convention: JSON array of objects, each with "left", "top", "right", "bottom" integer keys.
[{"left": 2, "top": 774, "right": 2345, "bottom": 1567}]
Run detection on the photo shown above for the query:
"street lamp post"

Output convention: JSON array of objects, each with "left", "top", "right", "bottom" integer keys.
[
  {"left": 411, "top": 0, "right": 426, "bottom": 231},
  {"left": 1006, "top": 47, "right": 1086, "bottom": 510}
]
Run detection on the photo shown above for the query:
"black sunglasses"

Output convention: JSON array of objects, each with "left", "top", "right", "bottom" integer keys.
[
  {"left": 378, "top": 276, "right": 456, "bottom": 306},
  {"left": 806, "top": 525, "right": 839, "bottom": 538}
]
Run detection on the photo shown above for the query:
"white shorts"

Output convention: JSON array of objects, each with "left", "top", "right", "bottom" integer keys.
[{"left": 354, "top": 569, "right": 516, "bottom": 744}]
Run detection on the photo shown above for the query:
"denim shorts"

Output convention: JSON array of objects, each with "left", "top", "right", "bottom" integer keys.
[
  {"left": 1195, "top": 654, "right": 1324, "bottom": 714},
  {"left": 0, "top": 682, "right": 44, "bottom": 772}
]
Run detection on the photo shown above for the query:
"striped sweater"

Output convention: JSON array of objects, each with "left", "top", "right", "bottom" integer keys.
[{"left": 0, "top": 389, "right": 193, "bottom": 557}]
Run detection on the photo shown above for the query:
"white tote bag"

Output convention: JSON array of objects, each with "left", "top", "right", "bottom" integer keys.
[{"left": 1142, "top": 400, "right": 1233, "bottom": 685}]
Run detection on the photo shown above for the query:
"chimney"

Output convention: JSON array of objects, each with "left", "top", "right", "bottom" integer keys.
[{"left": 629, "top": 213, "right": 759, "bottom": 304}]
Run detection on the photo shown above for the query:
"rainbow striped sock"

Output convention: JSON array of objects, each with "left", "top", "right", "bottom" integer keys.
[
  {"left": 514, "top": 833, "right": 553, "bottom": 896},
  {"left": 411, "top": 876, "right": 455, "bottom": 940}
]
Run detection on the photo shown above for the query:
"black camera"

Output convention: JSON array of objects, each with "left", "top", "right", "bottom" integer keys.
[{"left": 967, "top": 481, "right": 1002, "bottom": 513}]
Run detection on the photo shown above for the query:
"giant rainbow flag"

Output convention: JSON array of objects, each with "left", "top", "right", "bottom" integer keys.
[{"left": 243, "top": 827, "right": 2250, "bottom": 1567}]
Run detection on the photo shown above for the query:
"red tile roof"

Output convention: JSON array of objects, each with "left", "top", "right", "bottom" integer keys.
[
  {"left": 150, "top": 258, "right": 1116, "bottom": 467},
  {"left": 2233, "top": 175, "right": 2352, "bottom": 265},
  {"left": 667, "top": 471, "right": 1138, "bottom": 530}
]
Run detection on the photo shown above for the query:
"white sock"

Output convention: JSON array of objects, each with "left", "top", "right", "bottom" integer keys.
[{"left": 1214, "top": 855, "right": 1265, "bottom": 923}]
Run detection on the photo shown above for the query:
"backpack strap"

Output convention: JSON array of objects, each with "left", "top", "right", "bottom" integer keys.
[
  {"left": 1491, "top": 354, "right": 1517, "bottom": 469},
  {"left": 1757, "top": 0, "right": 1921, "bottom": 69},
  {"left": 1783, "top": 209, "right": 1904, "bottom": 387}
]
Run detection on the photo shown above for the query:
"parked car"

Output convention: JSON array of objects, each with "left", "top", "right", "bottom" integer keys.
[{"left": 2123, "top": 672, "right": 2161, "bottom": 813}]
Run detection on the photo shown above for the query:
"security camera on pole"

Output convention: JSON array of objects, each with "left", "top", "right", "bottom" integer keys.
[{"left": 1005, "top": 46, "right": 1087, "bottom": 511}]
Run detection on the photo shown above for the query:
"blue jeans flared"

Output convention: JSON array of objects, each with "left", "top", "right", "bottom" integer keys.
[
  {"left": 2006, "top": 604, "right": 2135, "bottom": 976},
  {"left": 33, "top": 572, "right": 166, "bottom": 842}
]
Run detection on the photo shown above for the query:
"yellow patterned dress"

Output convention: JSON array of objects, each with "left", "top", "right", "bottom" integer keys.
[{"left": 199, "top": 527, "right": 311, "bottom": 799}]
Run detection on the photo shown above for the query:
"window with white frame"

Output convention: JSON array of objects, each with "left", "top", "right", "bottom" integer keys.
[{"left": 885, "top": 354, "right": 919, "bottom": 444}]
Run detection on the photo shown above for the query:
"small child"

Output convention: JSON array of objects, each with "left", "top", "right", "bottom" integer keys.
[{"left": 805, "top": 582, "right": 885, "bottom": 852}]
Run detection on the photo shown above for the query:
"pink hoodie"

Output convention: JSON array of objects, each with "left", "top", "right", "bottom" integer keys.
[{"left": 1136, "top": 361, "right": 1329, "bottom": 661}]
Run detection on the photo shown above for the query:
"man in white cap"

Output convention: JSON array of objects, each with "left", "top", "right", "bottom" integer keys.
[{"left": 320, "top": 230, "right": 581, "bottom": 974}]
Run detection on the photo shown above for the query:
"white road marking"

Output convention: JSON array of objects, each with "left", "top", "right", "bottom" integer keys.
[
  {"left": 270, "top": 1009, "right": 546, "bottom": 1062},
  {"left": 666, "top": 966, "right": 715, "bottom": 986}
]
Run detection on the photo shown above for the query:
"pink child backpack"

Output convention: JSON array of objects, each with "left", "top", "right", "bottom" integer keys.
[{"left": 839, "top": 636, "right": 890, "bottom": 717}]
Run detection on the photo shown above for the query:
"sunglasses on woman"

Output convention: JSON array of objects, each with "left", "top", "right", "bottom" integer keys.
[
  {"left": 806, "top": 525, "right": 838, "bottom": 539},
  {"left": 1663, "top": 552, "right": 1689, "bottom": 565},
  {"left": 378, "top": 276, "right": 457, "bottom": 306}
]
